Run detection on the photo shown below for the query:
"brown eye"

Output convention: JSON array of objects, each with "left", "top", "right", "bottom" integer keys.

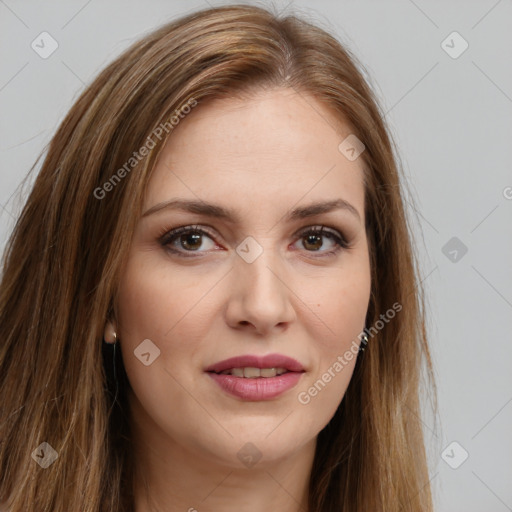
[
  {"left": 303, "top": 233, "right": 323, "bottom": 251},
  {"left": 178, "top": 232, "right": 203, "bottom": 251},
  {"left": 160, "top": 226, "right": 217, "bottom": 257},
  {"left": 295, "top": 226, "right": 349, "bottom": 256},
  {"left": 159, "top": 224, "right": 349, "bottom": 259}
]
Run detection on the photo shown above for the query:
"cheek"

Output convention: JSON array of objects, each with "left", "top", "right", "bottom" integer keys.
[
  {"left": 115, "top": 255, "right": 215, "bottom": 437},
  {"left": 114, "top": 239, "right": 371, "bottom": 449},
  {"left": 117, "top": 253, "right": 204, "bottom": 345},
  {"left": 116, "top": 252, "right": 224, "bottom": 392},
  {"left": 294, "top": 299, "right": 367, "bottom": 432},
  {"left": 301, "top": 249, "right": 371, "bottom": 345},
  {"left": 293, "top": 252, "right": 370, "bottom": 420}
]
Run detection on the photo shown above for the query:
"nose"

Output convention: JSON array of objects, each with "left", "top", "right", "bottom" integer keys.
[{"left": 224, "top": 242, "right": 296, "bottom": 336}]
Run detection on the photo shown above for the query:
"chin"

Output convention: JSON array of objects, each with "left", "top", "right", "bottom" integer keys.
[{"left": 202, "top": 427, "right": 312, "bottom": 468}]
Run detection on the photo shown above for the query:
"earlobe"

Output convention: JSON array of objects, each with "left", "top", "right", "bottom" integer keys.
[{"left": 103, "top": 321, "right": 118, "bottom": 344}]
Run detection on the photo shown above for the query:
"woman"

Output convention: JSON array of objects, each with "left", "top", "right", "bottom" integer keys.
[{"left": 0, "top": 4, "right": 436, "bottom": 511}]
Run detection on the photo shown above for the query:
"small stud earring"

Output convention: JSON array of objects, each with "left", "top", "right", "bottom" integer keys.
[
  {"left": 359, "top": 332, "right": 369, "bottom": 353},
  {"left": 104, "top": 322, "right": 118, "bottom": 344}
]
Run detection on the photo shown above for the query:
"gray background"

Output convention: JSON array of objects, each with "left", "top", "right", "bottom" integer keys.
[{"left": 1, "top": 1, "right": 511, "bottom": 510}]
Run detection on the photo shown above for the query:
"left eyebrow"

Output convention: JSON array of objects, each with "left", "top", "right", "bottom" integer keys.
[{"left": 141, "top": 198, "right": 361, "bottom": 223}]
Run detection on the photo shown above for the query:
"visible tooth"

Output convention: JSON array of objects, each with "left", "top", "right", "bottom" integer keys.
[
  {"left": 223, "top": 367, "right": 290, "bottom": 377},
  {"left": 231, "top": 368, "right": 245, "bottom": 377},
  {"left": 243, "top": 367, "right": 261, "bottom": 378},
  {"left": 260, "top": 368, "right": 277, "bottom": 378}
]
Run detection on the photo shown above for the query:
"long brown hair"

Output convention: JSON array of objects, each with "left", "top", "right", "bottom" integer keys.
[{"left": 0, "top": 4, "right": 436, "bottom": 511}]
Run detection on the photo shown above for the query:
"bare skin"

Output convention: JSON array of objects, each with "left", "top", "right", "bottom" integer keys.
[{"left": 114, "top": 87, "right": 371, "bottom": 512}]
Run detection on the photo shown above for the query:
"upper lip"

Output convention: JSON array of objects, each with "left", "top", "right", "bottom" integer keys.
[{"left": 205, "top": 353, "right": 305, "bottom": 373}]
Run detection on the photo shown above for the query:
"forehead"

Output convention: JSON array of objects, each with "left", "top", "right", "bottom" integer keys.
[{"left": 146, "top": 87, "right": 365, "bottom": 221}]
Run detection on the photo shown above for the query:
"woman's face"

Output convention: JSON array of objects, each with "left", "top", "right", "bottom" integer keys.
[{"left": 116, "top": 87, "right": 371, "bottom": 468}]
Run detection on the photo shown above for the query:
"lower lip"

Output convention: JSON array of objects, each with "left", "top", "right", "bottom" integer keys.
[{"left": 207, "top": 372, "right": 303, "bottom": 400}]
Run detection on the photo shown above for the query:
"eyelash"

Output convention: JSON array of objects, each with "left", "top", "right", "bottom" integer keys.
[{"left": 158, "top": 224, "right": 350, "bottom": 259}]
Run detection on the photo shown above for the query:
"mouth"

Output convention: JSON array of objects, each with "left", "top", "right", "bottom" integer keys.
[
  {"left": 204, "top": 353, "right": 305, "bottom": 375},
  {"left": 210, "top": 367, "right": 291, "bottom": 378},
  {"left": 205, "top": 353, "right": 305, "bottom": 401}
]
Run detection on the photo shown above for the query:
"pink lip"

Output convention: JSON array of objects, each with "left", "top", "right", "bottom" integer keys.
[
  {"left": 208, "top": 372, "right": 303, "bottom": 401},
  {"left": 205, "top": 353, "right": 305, "bottom": 401},
  {"left": 205, "top": 353, "right": 305, "bottom": 373}
]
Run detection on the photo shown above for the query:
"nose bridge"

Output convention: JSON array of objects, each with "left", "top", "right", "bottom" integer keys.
[
  {"left": 232, "top": 233, "right": 292, "bottom": 319},
  {"left": 236, "top": 235, "right": 284, "bottom": 295}
]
